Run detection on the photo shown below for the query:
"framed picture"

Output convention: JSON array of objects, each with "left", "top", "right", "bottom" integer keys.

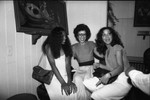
[
  {"left": 134, "top": 0, "right": 150, "bottom": 27},
  {"left": 13, "top": 0, "right": 68, "bottom": 35}
]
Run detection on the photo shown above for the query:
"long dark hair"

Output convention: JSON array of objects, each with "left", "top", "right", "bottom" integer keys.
[
  {"left": 95, "top": 27, "right": 124, "bottom": 55},
  {"left": 42, "top": 27, "right": 72, "bottom": 59}
]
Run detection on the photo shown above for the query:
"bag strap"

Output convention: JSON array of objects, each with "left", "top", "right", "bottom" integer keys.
[{"left": 38, "top": 53, "right": 44, "bottom": 66}]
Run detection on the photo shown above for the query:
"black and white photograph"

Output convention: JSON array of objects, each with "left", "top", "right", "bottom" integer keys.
[{"left": 0, "top": 0, "right": 149, "bottom": 100}]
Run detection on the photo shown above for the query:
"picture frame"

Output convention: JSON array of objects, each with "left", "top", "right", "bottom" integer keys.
[
  {"left": 134, "top": 0, "right": 150, "bottom": 27},
  {"left": 13, "top": 0, "right": 68, "bottom": 35}
]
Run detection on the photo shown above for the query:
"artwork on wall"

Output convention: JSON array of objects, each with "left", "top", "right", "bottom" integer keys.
[
  {"left": 134, "top": 0, "right": 150, "bottom": 27},
  {"left": 13, "top": 0, "right": 68, "bottom": 35},
  {"left": 107, "top": 1, "right": 119, "bottom": 28}
]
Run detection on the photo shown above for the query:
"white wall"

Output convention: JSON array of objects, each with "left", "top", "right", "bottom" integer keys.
[{"left": 67, "top": 1, "right": 107, "bottom": 43}]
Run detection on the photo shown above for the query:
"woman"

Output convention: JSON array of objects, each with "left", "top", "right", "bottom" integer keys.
[
  {"left": 72, "top": 24, "right": 96, "bottom": 100},
  {"left": 90, "top": 27, "right": 132, "bottom": 100},
  {"left": 42, "top": 27, "right": 77, "bottom": 100}
]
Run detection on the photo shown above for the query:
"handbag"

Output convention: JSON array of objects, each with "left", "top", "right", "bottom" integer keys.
[
  {"left": 93, "top": 67, "right": 118, "bottom": 84},
  {"left": 32, "top": 54, "right": 54, "bottom": 85}
]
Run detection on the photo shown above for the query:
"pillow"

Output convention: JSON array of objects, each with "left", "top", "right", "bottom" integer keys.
[{"left": 83, "top": 77, "right": 104, "bottom": 92}]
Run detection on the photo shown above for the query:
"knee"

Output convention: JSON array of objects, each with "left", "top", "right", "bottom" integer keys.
[
  {"left": 91, "top": 92, "right": 97, "bottom": 100},
  {"left": 73, "top": 75, "right": 83, "bottom": 82},
  {"left": 91, "top": 92, "right": 104, "bottom": 100}
]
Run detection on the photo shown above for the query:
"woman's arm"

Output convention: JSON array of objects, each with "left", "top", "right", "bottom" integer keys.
[
  {"left": 46, "top": 47, "right": 66, "bottom": 84},
  {"left": 72, "top": 44, "right": 77, "bottom": 60},
  {"left": 66, "top": 55, "right": 77, "bottom": 94},
  {"left": 93, "top": 47, "right": 109, "bottom": 70},
  {"left": 93, "top": 47, "right": 104, "bottom": 59},
  {"left": 65, "top": 56, "right": 72, "bottom": 83},
  {"left": 46, "top": 47, "right": 71, "bottom": 95},
  {"left": 109, "top": 50, "right": 124, "bottom": 77},
  {"left": 99, "top": 50, "right": 124, "bottom": 84},
  {"left": 93, "top": 47, "right": 108, "bottom": 69}
]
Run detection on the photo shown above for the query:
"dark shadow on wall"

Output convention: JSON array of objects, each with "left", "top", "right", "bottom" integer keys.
[{"left": 0, "top": 94, "right": 7, "bottom": 100}]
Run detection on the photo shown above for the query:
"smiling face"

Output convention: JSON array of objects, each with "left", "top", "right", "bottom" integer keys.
[
  {"left": 78, "top": 30, "right": 86, "bottom": 43},
  {"left": 102, "top": 29, "right": 112, "bottom": 45}
]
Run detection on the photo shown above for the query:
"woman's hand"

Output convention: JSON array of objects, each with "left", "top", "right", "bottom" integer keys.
[
  {"left": 96, "top": 78, "right": 102, "bottom": 86},
  {"left": 93, "top": 63, "right": 100, "bottom": 69},
  {"left": 68, "top": 82, "right": 77, "bottom": 94},
  {"left": 61, "top": 82, "right": 71, "bottom": 96},
  {"left": 76, "top": 69, "right": 86, "bottom": 74},
  {"left": 101, "top": 73, "right": 111, "bottom": 85},
  {"left": 125, "top": 66, "right": 135, "bottom": 77}
]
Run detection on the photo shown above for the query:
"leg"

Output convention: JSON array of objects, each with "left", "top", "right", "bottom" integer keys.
[
  {"left": 73, "top": 72, "right": 89, "bottom": 100},
  {"left": 91, "top": 82, "right": 131, "bottom": 100}
]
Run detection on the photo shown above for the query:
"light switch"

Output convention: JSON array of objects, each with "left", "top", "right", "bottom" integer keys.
[{"left": 7, "top": 45, "right": 13, "bottom": 56}]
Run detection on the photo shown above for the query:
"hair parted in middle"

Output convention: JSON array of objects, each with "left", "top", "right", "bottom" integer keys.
[
  {"left": 95, "top": 27, "right": 124, "bottom": 55},
  {"left": 73, "top": 24, "right": 91, "bottom": 42},
  {"left": 42, "top": 27, "right": 72, "bottom": 59}
]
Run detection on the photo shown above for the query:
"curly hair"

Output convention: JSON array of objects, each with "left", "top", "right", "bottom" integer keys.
[
  {"left": 42, "top": 27, "right": 72, "bottom": 59},
  {"left": 73, "top": 24, "right": 91, "bottom": 42},
  {"left": 95, "top": 27, "right": 124, "bottom": 55}
]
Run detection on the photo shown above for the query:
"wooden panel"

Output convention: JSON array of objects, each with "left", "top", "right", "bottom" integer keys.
[
  {"left": 31, "top": 42, "right": 39, "bottom": 94},
  {"left": 5, "top": 1, "right": 18, "bottom": 97},
  {"left": 31, "top": 36, "right": 44, "bottom": 95},
  {"left": 16, "top": 33, "right": 26, "bottom": 93},
  {"left": 0, "top": 1, "right": 46, "bottom": 99},
  {"left": 24, "top": 34, "right": 32, "bottom": 93},
  {"left": 0, "top": 1, "right": 9, "bottom": 100}
]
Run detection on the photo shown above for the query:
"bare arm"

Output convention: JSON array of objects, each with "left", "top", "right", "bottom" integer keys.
[
  {"left": 93, "top": 47, "right": 104, "bottom": 58},
  {"left": 66, "top": 55, "right": 77, "bottom": 93},
  {"left": 45, "top": 46, "right": 73, "bottom": 95},
  {"left": 46, "top": 47, "right": 66, "bottom": 84},
  {"left": 65, "top": 56, "right": 72, "bottom": 83},
  {"left": 97, "top": 50, "right": 124, "bottom": 85},
  {"left": 93, "top": 47, "right": 107, "bottom": 69},
  {"left": 109, "top": 50, "right": 124, "bottom": 77}
]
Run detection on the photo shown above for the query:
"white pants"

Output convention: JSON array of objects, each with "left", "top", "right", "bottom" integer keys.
[
  {"left": 73, "top": 65, "right": 93, "bottom": 100},
  {"left": 91, "top": 72, "right": 132, "bottom": 100}
]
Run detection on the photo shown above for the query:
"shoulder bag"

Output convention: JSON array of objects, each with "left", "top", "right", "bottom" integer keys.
[
  {"left": 93, "top": 67, "right": 118, "bottom": 84},
  {"left": 32, "top": 54, "right": 54, "bottom": 85}
]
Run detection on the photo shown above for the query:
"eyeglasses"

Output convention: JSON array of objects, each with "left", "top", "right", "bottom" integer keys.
[
  {"left": 78, "top": 30, "right": 86, "bottom": 36},
  {"left": 78, "top": 34, "right": 86, "bottom": 36}
]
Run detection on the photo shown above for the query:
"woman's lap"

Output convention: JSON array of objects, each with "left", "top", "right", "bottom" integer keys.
[
  {"left": 91, "top": 82, "right": 130, "bottom": 100},
  {"left": 91, "top": 72, "right": 132, "bottom": 100},
  {"left": 73, "top": 66, "right": 93, "bottom": 100}
]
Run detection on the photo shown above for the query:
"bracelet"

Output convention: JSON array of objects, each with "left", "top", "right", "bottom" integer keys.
[
  {"left": 109, "top": 72, "right": 112, "bottom": 77},
  {"left": 98, "top": 77, "right": 101, "bottom": 80}
]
